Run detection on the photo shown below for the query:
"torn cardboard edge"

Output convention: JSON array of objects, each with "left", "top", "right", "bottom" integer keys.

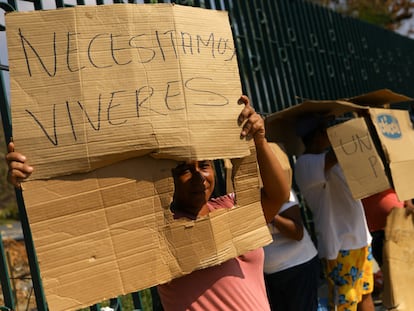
[
  {"left": 382, "top": 208, "right": 414, "bottom": 310},
  {"left": 6, "top": 3, "right": 248, "bottom": 181},
  {"left": 20, "top": 143, "right": 276, "bottom": 311}
]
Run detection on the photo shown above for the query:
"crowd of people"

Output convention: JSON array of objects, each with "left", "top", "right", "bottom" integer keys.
[{"left": 5, "top": 95, "right": 413, "bottom": 311}]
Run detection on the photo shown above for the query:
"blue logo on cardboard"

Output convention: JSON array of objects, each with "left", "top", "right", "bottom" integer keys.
[{"left": 376, "top": 114, "right": 401, "bottom": 139}]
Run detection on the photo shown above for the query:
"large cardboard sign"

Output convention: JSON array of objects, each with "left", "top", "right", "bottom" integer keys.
[
  {"left": 21, "top": 148, "right": 271, "bottom": 311},
  {"left": 383, "top": 208, "right": 414, "bottom": 310},
  {"left": 369, "top": 108, "right": 414, "bottom": 201},
  {"left": 6, "top": 5, "right": 273, "bottom": 311},
  {"left": 328, "top": 107, "right": 414, "bottom": 200},
  {"left": 6, "top": 3, "right": 249, "bottom": 180},
  {"left": 327, "top": 117, "right": 390, "bottom": 199}
]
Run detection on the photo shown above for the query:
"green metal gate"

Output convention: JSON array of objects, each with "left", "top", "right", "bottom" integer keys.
[{"left": 1, "top": 0, "right": 414, "bottom": 310}]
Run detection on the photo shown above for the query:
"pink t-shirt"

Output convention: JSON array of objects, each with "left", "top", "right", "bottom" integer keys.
[
  {"left": 362, "top": 189, "right": 404, "bottom": 232},
  {"left": 157, "top": 194, "right": 270, "bottom": 311},
  {"left": 157, "top": 248, "right": 269, "bottom": 311}
]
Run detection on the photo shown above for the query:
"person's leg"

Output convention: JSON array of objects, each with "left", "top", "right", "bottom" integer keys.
[
  {"left": 357, "top": 294, "right": 375, "bottom": 311},
  {"left": 324, "top": 256, "right": 358, "bottom": 311},
  {"left": 291, "top": 255, "right": 319, "bottom": 311},
  {"left": 264, "top": 271, "right": 289, "bottom": 311},
  {"left": 325, "top": 246, "right": 375, "bottom": 311},
  {"left": 357, "top": 246, "right": 375, "bottom": 311},
  {"left": 370, "top": 230, "right": 385, "bottom": 267},
  {"left": 265, "top": 256, "right": 320, "bottom": 311},
  {"left": 273, "top": 256, "right": 320, "bottom": 311}
]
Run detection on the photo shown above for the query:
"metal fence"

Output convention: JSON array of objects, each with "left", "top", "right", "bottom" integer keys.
[{"left": 1, "top": 0, "right": 414, "bottom": 310}]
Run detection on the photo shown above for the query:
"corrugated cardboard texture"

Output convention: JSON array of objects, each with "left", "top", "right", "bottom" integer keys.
[
  {"left": 327, "top": 117, "right": 390, "bottom": 199},
  {"left": 225, "top": 142, "right": 293, "bottom": 193},
  {"left": 368, "top": 108, "right": 414, "bottom": 201},
  {"left": 21, "top": 147, "right": 271, "bottom": 311},
  {"left": 6, "top": 4, "right": 273, "bottom": 311},
  {"left": 383, "top": 208, "right": 414, "bottom": 310},
  {"left": 6, "top": 4, "right": 249, "bottom": 180}
]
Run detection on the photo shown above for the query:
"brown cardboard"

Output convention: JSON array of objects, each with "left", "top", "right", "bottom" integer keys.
[
  {"left": 265, "top": 89, "right": 414, "bottom": 200},
  {"left": 382, "top": 208, "right": 414, "bottom": 310},
  {"left": 225, "top": 142, "right": 293, "bottom": 193},
  {"left": 6, "top": 4, "right": 249, "bottom": 180},
  {"left": 368, "top": 108, "right": 414, "bottom": 201},
  {"left": 327, "top": 117, "right": 390, "bottom": 199},
  {"left": 328, "top": 106, "right": 414, "bottom": 200},
  {"left": 5, "top": 5, "right": 273, "bottom": 311}
]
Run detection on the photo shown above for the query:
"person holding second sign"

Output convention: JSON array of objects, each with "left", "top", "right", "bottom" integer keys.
[{"left": 294, "top": 113, "right": 375, "bottom": 311}]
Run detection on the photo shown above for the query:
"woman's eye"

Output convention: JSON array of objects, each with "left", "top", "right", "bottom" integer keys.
[
  {"left": 178, "top": 167, "right": 191, "bottom": 174},
  {"left": 199, "top": 161, "right": 212, "bottom": 169}
]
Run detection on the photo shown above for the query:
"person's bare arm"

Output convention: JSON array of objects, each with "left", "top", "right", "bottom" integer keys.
[
  {"left": 272, "top": 204, "right": 304, "bottom": 241},
  {"left": 238, "top": 95, "right": 290, "bottom": 223},
  {"left": 5, "top": 142, "right": 33, "bottom": 188}
]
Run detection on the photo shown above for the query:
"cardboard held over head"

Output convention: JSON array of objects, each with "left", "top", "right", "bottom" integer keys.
[
  {"left": 6, "top": 3, "right": 249, "bottom": 180},
  {"left": 265, "top": 89, "right": 414, "bottom": 201},
  {"left": 22, "top": 146, "right": 272, "bottom": 311},
  {"left": 5, "top": 4, "right": 274, "bottom": 311}
]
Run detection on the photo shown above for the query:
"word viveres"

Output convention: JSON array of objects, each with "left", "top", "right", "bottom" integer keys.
[
  {"left": 18, "top": 28, "right": 237, "bottom": 77},
  {"left": 26, "top": 77, "right": 229, "bottom": 146}
]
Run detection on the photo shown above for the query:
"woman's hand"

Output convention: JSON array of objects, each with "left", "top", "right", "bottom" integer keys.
[
  {"left": 237, "top": 95, "right": 266, "bottom": 145},
  {"left": 5, "top": 142, "right": 33, "bottom": 188}
]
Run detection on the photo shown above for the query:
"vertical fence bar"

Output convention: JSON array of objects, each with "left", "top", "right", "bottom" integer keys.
[
  {"left": 230, "top": 1, "right": 256, "bottom": 98},
  {"left": 325, "top": 8, "right": 347, "bottom": 98},
  {"left": 264, "top": 1, "right": 294, "bottom": 110},
  {"left": 336, "top": 13, "right": 355, "bottom": 96},
  {"left": 277, "top": 0, "right": 312, "bottom": 104},
  {"left": 246, "top": 1, "right": 279, "bottom": 113},
  {"left": 272, "top": 0, "right": 300, "bottom": 106},
  {"left": 0, "top": 235, "right": 15, "bottom": 310},
  {"left": 0, "top": 73, "right": 48, "bottom": 311},
  {"left": 287, "top": 0, "right": 318, "bottom": 100},
  {"left": 131, "top": 291, "right": 142, "bottom": 310},
  {"left": 278, "top": 0, "right": 312, "bottom": 101},
  {"left": 295, "top": 0, "right": 326, "bottom": 99},
  {"left": 312, "top": 2, "right": 338, "bottom": 99},
  {"left": 236, "top": 1, "right": 268, "bottom": 109}
]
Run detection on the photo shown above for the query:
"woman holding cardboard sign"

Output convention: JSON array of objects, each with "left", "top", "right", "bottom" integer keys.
[{"left": 6, "top": 95, "right": 290, "bottom": 311}]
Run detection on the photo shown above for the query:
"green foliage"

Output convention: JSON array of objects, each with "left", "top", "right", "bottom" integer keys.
[
  {"left": 310, "top": 0, "right": 414, "bottom": 30},
  {"left": 358, "top": 9, "right": 394, "bottom": 28},
  {"left": 352, "top": 2, "right": 394, "bottom": 28}
]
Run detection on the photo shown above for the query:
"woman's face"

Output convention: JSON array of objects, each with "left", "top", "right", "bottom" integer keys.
[{"left": 172, "top": 160, "right": 215, "bottom": 215}]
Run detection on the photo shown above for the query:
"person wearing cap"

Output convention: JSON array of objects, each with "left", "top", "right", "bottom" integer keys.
[{"left": 294, "top": 113, "right": 375, "bottom": 311}]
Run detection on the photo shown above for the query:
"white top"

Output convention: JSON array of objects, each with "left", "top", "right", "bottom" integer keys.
[
  {"left": 294, "top": 152, "right": 372, "bottom": 260},
  {"left": 263, "top": 190, "right": 318, "bottom": 274}
]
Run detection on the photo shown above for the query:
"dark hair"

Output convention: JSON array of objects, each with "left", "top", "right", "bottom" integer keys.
[{"left": 300, "top": 126, "right": 325, "bottom": 148}]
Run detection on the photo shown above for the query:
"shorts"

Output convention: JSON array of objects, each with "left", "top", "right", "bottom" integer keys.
[{"left": 324, "top": 245, "right": 374, "bottom": 311}]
